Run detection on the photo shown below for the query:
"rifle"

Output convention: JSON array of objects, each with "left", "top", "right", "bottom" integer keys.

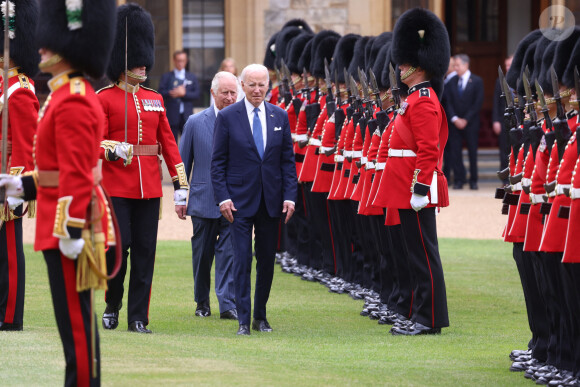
[
  {"left": 301, "top": 67, "right": 309, "bottom": 100},
  {"left": 368, "top": 69, "right": 383, "bottom": 111},
  {"left": 0, "top": 1, "right": 10, "bottom": 204},
  {"left": 324, "top": 58, "right": 336, "bottom": 116},
  {"left": 550, "top": 65, "right": 571, "bottom": 161},
  {"left": 389, "top": 63, "right": 400, "bottom": 109}
]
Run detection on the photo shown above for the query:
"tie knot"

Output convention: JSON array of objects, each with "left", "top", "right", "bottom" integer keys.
[{"left": 254, "top": 107, "right": 260, "bottom": 114}]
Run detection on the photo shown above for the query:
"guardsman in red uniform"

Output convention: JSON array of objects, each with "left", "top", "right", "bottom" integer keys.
[
  {"left": 98, "top": 4, "right": 188, "bottom": 334},
  {"left": 0, "top": 0, "right": 38, "bottom": 332},
  {"left": 0, "top": 0, "right": 117, "bottom": 384},
  {"left": 376, "top": 8, "right": 450, "bottom": 335}
]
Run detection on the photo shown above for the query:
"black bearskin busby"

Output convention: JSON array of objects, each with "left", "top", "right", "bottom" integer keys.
[
  {"left": 373, "top": 42, "right": 390, "bottom": 89},
  {"left": 107, "top": 3, "right": 155, "bottom": 82},
  {"left": 1, "top": 0, "right": 39, "bottom": 76},
  {"left": 287, "top": 32, "right": 313, "bottom": 74},
  {"left": 553, "top": 27, "right": 580, "bottom": 83},
  {"left": 538, "top": 40, "right": 558, "bottom": 95},
  {"left": 563, "top": 35, "right": 580, "bottom": 88},
  {"left": 347, "top": 36, "right": 370, "bottom": 80},
  {"left": 506, "top": 29, "right": 542, "bottom": 88},
  {"left": 297, "top": 39, "right": 313, "bottom": 75},
  {"left": 263, "top": 32, "right": 279, "bottom": 70},
  {"left": 367, "top": 32, "right": 392, "bottom": 74},
  {"left": 36, "top": 0, "right": 117, "bottom": 79},
  {"left": 331, "top": 33, "right": 360, "bottom": 83},
  {"left": 515, "top": 40, "right": 539, "bottom": 96},
  {"left": 274, "top": 26, "right": 305, "bottom": 69},
  {"left": 310, "top": 30, "right": 340, "bottom": 78},
  {"left": 532, "top": 36, "right": 553, "bottom": 85},
  {"left": 391, "top": 8, "right": 450, "bottom": 79},
  {"left": 282, "top": 18, "right": 314, "bottom": 34}
]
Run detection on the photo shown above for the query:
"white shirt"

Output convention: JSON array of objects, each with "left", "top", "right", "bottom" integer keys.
[
  {"left": 174, "top": 69, "right": 186, "bottom": 114},
  {"left": 244, "top": 97, "right": 267, "bottom": 152},
  {"left": 213, "top": 104, "right": 220, "bottom": 117}
]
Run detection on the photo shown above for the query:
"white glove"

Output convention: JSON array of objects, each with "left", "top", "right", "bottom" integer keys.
[
  {"left": 6, "top": 196, "right": 24, "bottom": 210},
  {"left": 410, "top": 193, "right": 429, "bottom": 212},
  {"left": 174, "top": 188, "right": 188, "bottom": 206},
  {"left": 115, "top": 142, "right": 133, "bottom": 166},
  {"left": 59, "top": 238, "right": 85, "bottom": 260},
  {"left": 0, "top": 174, "right": 23, "bottom": 197}
]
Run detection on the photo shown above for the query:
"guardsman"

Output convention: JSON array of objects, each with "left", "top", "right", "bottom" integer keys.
[
  {"left": 0, "top": 0, "right": 117, "bottom": 384},
  {"left": 98, "top": 4, "right": 188, "bottom": 334},
  {"left": 0, "top": 0, "right": 39, "bottom": 332},
  {"left": 375, "top": 8, "right": 450, "bottom": 335}
]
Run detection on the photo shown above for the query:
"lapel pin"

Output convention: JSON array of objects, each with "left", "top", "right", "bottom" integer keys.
[{"left": 270, "top": 114, "right": 274, "bottom": 117}]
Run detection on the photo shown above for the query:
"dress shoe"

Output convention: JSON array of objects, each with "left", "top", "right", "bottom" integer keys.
[
  {"left": 128, "top": 321, "right": 152, "bottom": 333},
  {"left": 510, "top": 349, "right": 531, "bottom": 361},
  {"left": 220, "top": 309, "right": 238, "bottom": 320},
  {"left": 195, "top": 300, "right": 211, "bottom": 317},
  {"left": 0, "top": 321, "right": 23, "bottom": 331},
  {"left": 237, "top": 324, "right": 250, "bottom": 335},
  {"left": 390, "top": 321, "right": 441, "bottom": 336},
  {"left": 470, "top": 182, "right": 478, "bottom": 190},
  {"left": 251, "top": 319, "right": 273, "bottom": 332},
  {"left": 453, "top": 183, "right": 464, "bottom": 190},
  {"left": 102, "top": 303, "right": 121, "bottom": 330}
]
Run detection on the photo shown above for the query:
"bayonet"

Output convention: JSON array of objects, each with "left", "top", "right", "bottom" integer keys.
[
  {"left": 522, "top": 67, "right": 537, "bottom": 122},
  {"left": 334, "top": 70, "right": 342, "bottom": 106},
  {"left": 275, "top": 66, "right": 284, "bottom": 103},
  {"left": 301, "top": 67, "right": 309, "bottom": 99},
  {"left": 282, "top": 62, "right": 297, "bottom": 96},
  {"left": 550, "top": 65, "right": 566, "bottom": 120},
  {"left": 349, "top": 75, "right": 360, "bottom": 112},
  {"left": 389, "top": 64, "right": 400, "bottom": 109},
  {"left": 535, "top": 80, "right": 553, "bottom": 131},
  {"left": 574, "top": 66, "right": 579, "bottom": 107},
  {"left": 344, "top": 68, "right": 352, "bottom": 102},
  {"left": 369, "top": 69, "right": 383, "bottom": 110},
  {"left": 358, "top": 69, "right": 374, "bottom": 119},
  {"left": 324, "top": 58, "right": 334, "bottom": 102}
]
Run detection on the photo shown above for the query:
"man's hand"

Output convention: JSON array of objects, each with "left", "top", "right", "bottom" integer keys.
[
  {"left": 59, "top": 238, "right": 85, "bottom": 260},
  {"left": 282, "top": 201, "right": 295, "bottom": 224},
  {"left": 169, "top": 85, "right": 186, "bottom": 98},
  {"left": 175, "top": 205, "right": 187, "bottom": 220},
  {"left": 220, "top": 200, "right": 237, "bottom": 223},
  {"left": 492, "top": 122, "right": 501, "bottom": 136},
  {"left": 410, "top": 194, "right": 430, "bottom": 212},
  {"left": 454, "top": 118, "right": 468, "bottom": 130}
]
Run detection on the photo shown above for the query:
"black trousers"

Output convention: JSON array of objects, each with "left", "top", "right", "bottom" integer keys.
[
  {"left": 327, "top": 200, "right": 348, "bottom": 278},
  {"left": 289, "top": 184, "right": 310, "bottom": 266},
  {"left": 105, "top": 197, "right": 160, "bottom": 325},
  {"left": 386, "top": 223, "right": 414, "bottom": 317},
  {"left": 449, "top": 124, "right": 479, "bottom": 185},
  {"left": 0, "top": 206, "right": 25, "bottom": 325},
  {"left": 304, "top": 182, "right": 335, "bottom": 271},
  {"left": 560, "top": 263, "right": 580, "bottom": 377},
  {"left": 170, "top": 112, "right": 188, "bottom": 144},
  {"left": 398, "top": 208, "right": 449, "bottom": 328},
  {"left": 44, "top": 249, "right": 100, "bottom": 387}
]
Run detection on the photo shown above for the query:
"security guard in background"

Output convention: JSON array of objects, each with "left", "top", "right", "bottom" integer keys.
[
  {"left": 98, "top": 3, "right": 188, "bottom": 334},
  {"left": 0, "top": 0, "right": 39, "bottom": 332}
]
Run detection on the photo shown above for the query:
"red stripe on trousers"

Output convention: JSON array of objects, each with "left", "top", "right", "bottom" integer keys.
[
  {"left": 415, "top": 212, "right": 435, "bottom": 328},
  {"left": 61, "top": 254, "right": 90, "bottom": 387},
  {"left": 4, "top": 220, "right": 17, "bottom": 323}
]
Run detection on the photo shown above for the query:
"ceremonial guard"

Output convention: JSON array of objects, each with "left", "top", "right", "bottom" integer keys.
[
  {"left": 0, "top": 0, "right": 117, "bottom": 384},
  {"left": 375, "top": 8, "right": 450, "bottom": 335},
  {"left": 0, "top": 0, "right": 38, "bottom": 332},
  {"left": 98, "top": 4, "right": 188, "bottom": 334}
]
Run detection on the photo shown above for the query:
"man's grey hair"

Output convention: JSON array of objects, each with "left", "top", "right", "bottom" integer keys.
[
  {"left": 240, "top": 63, "right": 268, "bottom": 83},
  {"left": 454, "top": 53, "right": 470, "bottom": 65},
  {"left": 211, "top": 71, "right": 239, "bottom": 94}
]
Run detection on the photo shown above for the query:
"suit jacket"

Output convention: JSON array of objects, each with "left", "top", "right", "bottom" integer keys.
[
  {"left": 211, "top": 99, "right": 297, "bottom": 218},
  {"left": 180, "top": 106, "right": 221, "bottom": 218},
  {"left": 442, "top": 73, "right": 484, "bottom": 131},
  {"left": 159, "top": 70, "right": 199, "bottom": 126}
]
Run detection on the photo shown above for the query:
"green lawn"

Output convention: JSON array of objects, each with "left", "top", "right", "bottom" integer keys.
[{"left": 0, "top": 239, "right": 532, "bottom": 386}]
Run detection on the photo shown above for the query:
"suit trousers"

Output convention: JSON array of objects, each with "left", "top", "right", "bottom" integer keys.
[
  {"left": 449, "top": 124, "right": 479, "bottom": 185},
  {"left": 170, "top": 112, "right": 188, "bottom": 144},
  {"left": 44, "top": 249, "right": 100, "bottom": 387},
  {"left": 398, "top": 208, "right": 449, "bottom": 328},
  {"left": 105, "top": 197, "right": 160, "bottom": 325},
  {"left": 230, "top": 196, "right": 280, "bottom": 326},
  {"left": 0, "top": 206, "right": 25, "bottom": 325},
  {"left": 190, "top": 215, "right": 236, "bottom": 313}
]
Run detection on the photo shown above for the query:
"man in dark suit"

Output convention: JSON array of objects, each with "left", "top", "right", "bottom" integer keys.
[
  {"left": 159, "top": 50, "right": 200, "bottom": 142},
  {"left": 211, "top": 63, "right": 297, "bottom": 336},
  {"left": 176, "top": 71, "right": 238, "bottom": 320},
  {"left": 442, "top": 54, "right": 484, "bottom": 190}
]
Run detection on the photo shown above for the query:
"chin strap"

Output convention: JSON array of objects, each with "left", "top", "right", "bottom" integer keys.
[{"left": 400, "top": 66, "right": 416, "bottom": 81}]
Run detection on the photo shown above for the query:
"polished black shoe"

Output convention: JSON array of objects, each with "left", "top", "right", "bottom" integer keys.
[
  {"left": 453, "top": 183, "right": 464, "bottom": 190},
  {"left": 510, "top": 349, "right": 531, "bottom": 361},
  {"left": 390, "top": 321, "right": 441, "bottom": 336},
  {"left": 128, "top": 321, "right": 152, "bottom": 333},
  {"left": 251, "top": 319, "right": 273, "bottom": 332},
  {"left": 102, "top": 303, "right": 121, "bottom": 330},
  {"left": 0, "top": 321, "right": 23, "bottom": 331},
  {"left": 220, "top": 309, "right": 238, "bottom": 320},
  {"left": 237, "top": 324, "right": 250, "bottom": 335},
  {"left": 195, "top": 300, "right": 211, "bottom": 317},
  {"left": 470, "top": 182, "right": 479, "bottom": 190}
]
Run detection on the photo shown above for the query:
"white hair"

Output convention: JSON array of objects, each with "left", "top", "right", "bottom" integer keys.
[
  {"left": 240, "top": 64, "right": 268, "bottom": 83},
  {"left": 211, "top": 71, "right": 239, "bottom": 94}
]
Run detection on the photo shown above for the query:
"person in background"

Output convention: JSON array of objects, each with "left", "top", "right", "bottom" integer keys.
[{"left": 492, "top": 55, "right": 513, "bottom": 180}]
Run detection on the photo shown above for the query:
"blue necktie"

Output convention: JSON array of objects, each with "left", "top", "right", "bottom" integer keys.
[
  {"left": 457, "top": 78, "right": 463, "bottom": 96},
  {"left": 253, "top": 107, "right": 264, "bottom": 159}
]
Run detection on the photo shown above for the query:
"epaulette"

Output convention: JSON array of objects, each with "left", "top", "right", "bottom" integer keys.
[
  {"left": 17, "top": 74, "right": 32, "bottom": 90},
  {"left": 419, "top": 88, "right": 430, "bottom": 98},
  {"left": 140, "top": 85, "right": 160, "bottom": 94},
  {"left": 96, "top": 84, "right": 115, "bottom": 94},
  {"left": 70, "top": 77, "right": 86, "bottom": 96}
]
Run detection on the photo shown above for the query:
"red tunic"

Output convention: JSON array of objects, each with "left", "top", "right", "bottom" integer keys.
[
  {"left": 333, "top": 115, "right": 356, "bottom": 200},
  {"left": 345, "top": 119, "right": 364, "bottom": 199},
  {"left": 563, "top": 136, "right": 580, "bottom": 262},
  {"left": 299, "top": 96, "right": 327, "bottom": 183},
  {"left": 312, "top": 105, "right": 346, "bottom": 193},
  {"left": 97, "top": 81, "right": 187, "bottom": 199},
  {"left": 293, "top": 100, "right": 308, "bottom": 178},
  {"left": 34, "top": 71, "right": 104, "bottom": 251},
  {"left": 358, "top": 121, "right": 383, "bottom": 216},
  {"left": 268, "top": 85, "right": 279, "bottom": 105},
  {"left": 374, "top": 83, "right": 448, "bottom": 209},
  {"left": 351, "top": 117, "right": 372, "bottom": 202},
  {"left": 508, "top": 144, "right": 535, "bottom": 240},
  {"left": 504, "top": 146, "right": 525, "bottom": 243},
  {"left": 327, "top": 109, "right": 350, "bottom": 200}
]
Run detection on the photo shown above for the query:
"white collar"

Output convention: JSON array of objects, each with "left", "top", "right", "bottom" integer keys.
[
  {"left": 213, "top": 104, "right": 219, "bottom": 117},
  {"left": 244, "top": 97, "right": 265, "bottom": 114}
]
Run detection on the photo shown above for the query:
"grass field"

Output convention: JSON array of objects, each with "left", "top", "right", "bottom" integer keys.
[{"left": 0, "top": 239, "right": 533, "bottom": 386}]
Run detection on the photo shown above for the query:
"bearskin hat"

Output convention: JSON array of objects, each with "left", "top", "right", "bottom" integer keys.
[
  {"left": 563, "top": 35, "right": 580, "bottom": 88},
  {"left": 532, "top": 36, "right": 553, "bottom": 85},
  {"left": 373, "top": 43, "right": 390, "bottom": 89},
  {"left": 264, "top": 32, "right": 279, "bottom": 70},
  {"left": 282, "top": 18, "right": 314, "bottom": 34},
  {"left": 274, "top": 27, "right": 305, "bottom": 69},
  {"left": 392, "top": 8, "right": 450, "bottom": 79},
  {"left": 287, "top": 33, "right": 313, "bottom": 73},
  {"left": 331, "top": 33, "right": 360, "bottom": 83},
  {"left": 36, "top": 0, "right": 117, "bottom": 79},
  {"left": 367, "top": 32, "right": 392, "bottom": 73},
  {"left": 506, "top": 30, "right": 542, "bottom": 88},
  {"left": 553, "top": 26, "right": 580, "bottom": 88},
  {"left": 310, "top": 30, "right": 340, "bottom": 78},
  {"left": 107, "top": 3, "right": 155, "bottom": 82},
  {"left": 0, "top": 0, "right": 39, "bottom": 76},
  {"left": 515, "top": 40, "right": 538, "bottom": 96},
  {"left": 347, "top": 36, "right": 370, "bottom": 80},
  {"left": 538, "top": 40, "right": 558, "bottom": 95}
]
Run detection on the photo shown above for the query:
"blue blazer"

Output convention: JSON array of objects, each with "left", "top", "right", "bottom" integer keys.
[
  {"left": 211, "top": 99, "right": 297, "bottom": 218},
  {"left": 179, "top": 106, "right": 221, "bottom": 218},
  {"left": 159, "top": 70, "right": 200, "bottom": 126},
  {"left": 442, "top": 73, "right": 484, "bottom": 131}
]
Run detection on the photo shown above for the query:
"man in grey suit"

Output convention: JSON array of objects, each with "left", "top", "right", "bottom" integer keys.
[{"left": 176, "top": 71, "right": 239, "bottom": 320}]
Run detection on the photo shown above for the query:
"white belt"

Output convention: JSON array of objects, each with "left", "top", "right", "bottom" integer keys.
[
  {"left": 352, "top": 151, "right": 362, "bottom": 158},
  {"left": 366, "top": 161, "right": 375, "bottom": 170},
  {"left": 334, "top": 155, "right": 344, "bottom": 162},
  {"left": 430, "top": 171, "right": 438, "bottom": 204},
  {"left": 511, "top": 182, "right": 522, "bottom": 192},
  {"left": 388, "top": 149, "right": 416, "bottom": 157},
  {"left": 291, "top": 133, "right": 297, "bottom": 141},
  {"left": 308, "top": 138, "right": 321, "bottom": 146},
  {"left": 320, "top": 146, "right": 334, "bottom": 153},
  {"left": 521, "top": 177, "right": 532, "bottom": 187},
  {"left": 375, "top": 162, "right": 386, "bottom": 171},
  {"left": 294, "top": 134, "right": 308, "bottom": 142},
  {"left": 343, "top": 150, "right": 353, "bottom": 157},
  {"left": 571, "top": 188, "right": 580, "bottom": 199},
  {"left": 546, "top": 190, "right": 556, "bottom": 198},
  {"left": 529, "top": 193, "right": 547, "bottom": 204},
  {"left": 556, "top": 184, "right": 571, "bottom": 195},
  {"left": 361, "top": 156, "right": 368, "bottom": 164}
]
